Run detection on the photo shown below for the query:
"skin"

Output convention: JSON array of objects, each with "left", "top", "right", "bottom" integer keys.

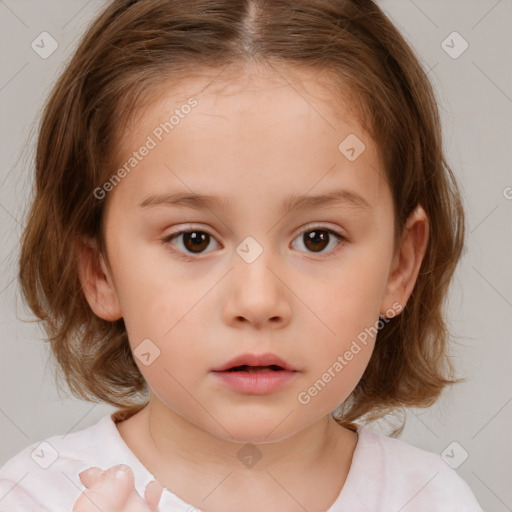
[
  {"left": 77, "top": 61, "right": 429, "bottom": 512},
  {"left": 74, "top": 466, "right": 162, "bottom": 512}
]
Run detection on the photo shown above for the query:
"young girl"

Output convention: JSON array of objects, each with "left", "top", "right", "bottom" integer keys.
[{"left": 0, "top": 0, "right": 483, "bottom": 510}]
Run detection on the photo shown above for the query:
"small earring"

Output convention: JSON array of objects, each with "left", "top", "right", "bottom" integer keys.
[{"left": 377, "top": 315, "right": 387, "bottom": 330}]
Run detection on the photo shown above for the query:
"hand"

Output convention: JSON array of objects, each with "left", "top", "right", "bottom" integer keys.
[{"left": 73, "top": 464, "right": 163, "bottom": 512}]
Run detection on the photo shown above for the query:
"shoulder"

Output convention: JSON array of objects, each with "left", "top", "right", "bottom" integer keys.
[
  {"left": 0, "top": 414, "right": 116, "bottom": 512},
  {"left": 341, "top": 426, "right": 483, "bottom": 512}
]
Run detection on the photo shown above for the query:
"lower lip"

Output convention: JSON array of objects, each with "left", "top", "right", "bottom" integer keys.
[{"left": 211, "top": 370, "right": 297, "bottom": 394}]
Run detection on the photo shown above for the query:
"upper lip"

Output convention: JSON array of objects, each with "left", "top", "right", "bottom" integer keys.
[{"left": 211, "top": 353, "right": 298, "bottom": 372}]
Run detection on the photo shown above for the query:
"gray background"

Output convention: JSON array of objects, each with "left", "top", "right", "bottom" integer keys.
[{"left": 0, "top": 1, "right": 510, "bottom": 510}]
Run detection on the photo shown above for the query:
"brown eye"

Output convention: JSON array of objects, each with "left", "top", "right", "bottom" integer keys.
[
  {"left": 181, "top": 231, "right": 210, "bottom": 253},
  {"left": 163, "top": 229, "right": 220, "bottom": 256},
  {"left": 303, "top": 230, "right": 329, "bottom": 252},
  {"left": 292, "top": 227, "right": 344, "bottom": 256}
]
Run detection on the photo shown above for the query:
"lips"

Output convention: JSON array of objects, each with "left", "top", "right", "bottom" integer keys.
[
  {"left": 211, "top": 352, "right": 299, "bottom": 394},
  {"left": 211, "top": 353, "right": 298, "bottom": 373}
]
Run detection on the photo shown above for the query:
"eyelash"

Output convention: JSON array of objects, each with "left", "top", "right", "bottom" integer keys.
[{"left": 161, "top": 224, "right": 347, "bottom": 261}]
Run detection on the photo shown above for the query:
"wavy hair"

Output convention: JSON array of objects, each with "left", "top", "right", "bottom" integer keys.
[{"left": 19, "top": 0, "right": 465, "bottom": 435}]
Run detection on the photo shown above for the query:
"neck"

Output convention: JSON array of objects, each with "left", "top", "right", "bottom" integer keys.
[
  {"left": 118, "top": 396, "right": 357, "bottom": 512},
  {"left": 146, "top": 396, "right": 335, "bottom": 474}
]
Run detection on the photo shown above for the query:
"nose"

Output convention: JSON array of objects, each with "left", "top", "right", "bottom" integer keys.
[{"left": 222, "top": 245, "right": 292, "bottom": 330}]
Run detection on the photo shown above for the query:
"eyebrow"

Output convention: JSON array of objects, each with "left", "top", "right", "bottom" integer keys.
[{"left": 139, "top": 188, "right": 371, "bottom": 215}]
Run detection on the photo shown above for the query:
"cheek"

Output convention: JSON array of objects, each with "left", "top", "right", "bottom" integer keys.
[
  {"left": 122, "top": 285, "right": 208, "bottom": 357},
  {"left": 127, "top": 320, "right": 207, "bottom": 410},
  {"left": 305, "top": 251, "right": 390, "bottom": 377},
  {"left": 134, "top": 356, "right": 201, "bottom": 419},
  {"left": 107, "top": 234, "right": 197, "bottom": 338},
  {"left": 319, "top": 256, "right": 390, "bottom": 334}
]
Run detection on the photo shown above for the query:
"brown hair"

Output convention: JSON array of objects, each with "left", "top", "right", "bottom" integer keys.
[{"left": 19, "top": 0, "right": 465, "bottom": 435}]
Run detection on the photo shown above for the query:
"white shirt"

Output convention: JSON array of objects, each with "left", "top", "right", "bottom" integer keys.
[{"left": 0, "top": 413, "right": 483, "bottom": 511}]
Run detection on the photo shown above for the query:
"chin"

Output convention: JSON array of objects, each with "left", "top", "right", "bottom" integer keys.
[{"left": 207, "top": 411, "right": 305, "bottom": 445}]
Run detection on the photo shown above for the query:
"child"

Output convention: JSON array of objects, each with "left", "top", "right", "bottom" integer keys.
[{"left": 0, "top": 0, "right": 483, "bottom": 511}]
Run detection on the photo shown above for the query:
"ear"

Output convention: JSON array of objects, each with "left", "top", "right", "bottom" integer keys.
[
  {"left": 380, "top": 206, "right": 429, "bottom": 317},
  {"left": 75, "top": 236, "right": 122, "bottom": 321}
]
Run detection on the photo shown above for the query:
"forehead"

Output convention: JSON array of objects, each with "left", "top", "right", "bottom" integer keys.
[
  {"left": 123, "top": 61, "right": 366, "bottom": 146},
  {"left": 107, "top": 62, "right": 388, "bottom": 214}
]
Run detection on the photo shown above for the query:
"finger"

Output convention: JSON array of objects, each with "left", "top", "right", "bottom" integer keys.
[
  {"left": 145, "top": 480, "right": 164, "bottom": 511},
  {"left": 73, "top": 465, "right": 134, "bottom": 512},
  {"left": 108, "top": 474, "right": 161, "bottom": 512},
  {"left": 78, "top": 467, "right": 104, "bottom": 488}
]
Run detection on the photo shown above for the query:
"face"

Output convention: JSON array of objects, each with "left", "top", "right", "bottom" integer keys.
[{"left": 83, "top": 62, "right": 417, "bottom": 444}]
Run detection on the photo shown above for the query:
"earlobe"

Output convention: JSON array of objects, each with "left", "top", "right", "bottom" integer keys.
[
  {"left": 76, "top": 236, "right": 122, "bottom": 321},
  {"left": 380, "top": 206, "right": 429, "bottom": 317}
]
